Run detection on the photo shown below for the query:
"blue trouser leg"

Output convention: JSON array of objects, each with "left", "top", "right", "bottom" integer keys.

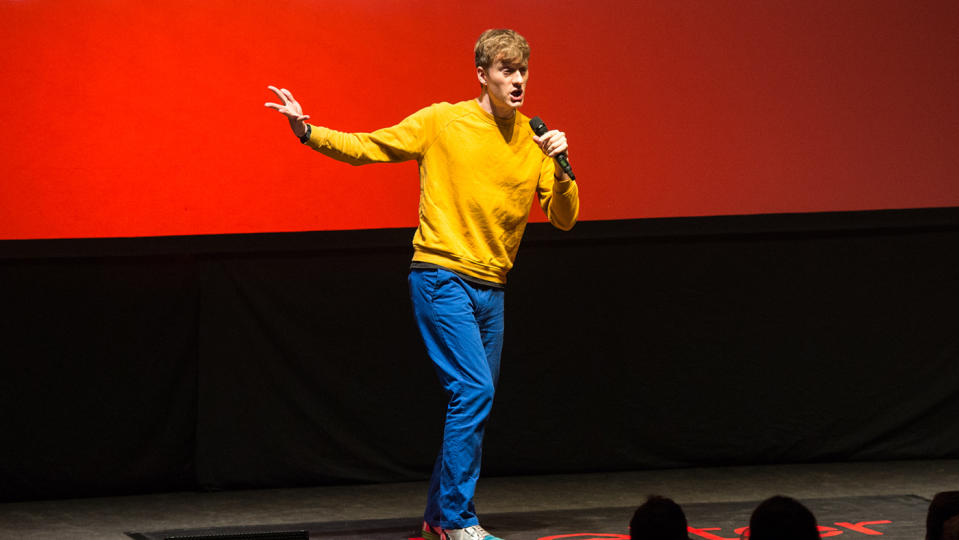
[{"left": 409, "top": 268, "right": 504, "bottom": 530}]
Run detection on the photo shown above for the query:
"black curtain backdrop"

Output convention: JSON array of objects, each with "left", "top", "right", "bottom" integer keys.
[{"left": 2, "top": 208, "right": 958, "bottom": 501}]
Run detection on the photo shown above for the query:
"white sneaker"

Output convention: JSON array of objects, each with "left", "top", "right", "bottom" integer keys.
[{"left": 442, "top": 524, "right": 502, "bottom": 540}]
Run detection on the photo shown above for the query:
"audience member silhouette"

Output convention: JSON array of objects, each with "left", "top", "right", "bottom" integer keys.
[
  {"left": 942, "top": 515, "right": 959, "bottom": 540},
  {"left": 626, "top": 489, "right": 959, "bottom": 540},
  {"left": 744, "top": 495, "right": 820, "bottom": 540},
  {"left": 630, "top": 495, "right": 690, "bottom": 540},
  {"left": 927, "top": 491, "right": 959, "bottom": 540}
]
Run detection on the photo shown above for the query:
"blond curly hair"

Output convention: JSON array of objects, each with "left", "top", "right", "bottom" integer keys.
[{"left": 474, "top": 29, "right": 530, "bottom": 69}]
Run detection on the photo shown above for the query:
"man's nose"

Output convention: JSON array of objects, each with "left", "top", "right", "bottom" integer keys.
[{"left": 510, "top": 71, "right": 524, "bottom": 84}]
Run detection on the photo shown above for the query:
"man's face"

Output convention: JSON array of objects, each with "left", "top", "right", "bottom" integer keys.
[{"left": 478, "top": 57, "right": 529, "bottom": 114}]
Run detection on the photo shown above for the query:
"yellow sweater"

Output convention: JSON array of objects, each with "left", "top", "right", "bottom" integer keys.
[{"left": 306, "top": 99, "right": 579, "bottom": 284}]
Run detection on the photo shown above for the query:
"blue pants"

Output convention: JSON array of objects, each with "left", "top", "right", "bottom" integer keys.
[{"left": 409, "top": 267, "right": 505, "bottom": 529}]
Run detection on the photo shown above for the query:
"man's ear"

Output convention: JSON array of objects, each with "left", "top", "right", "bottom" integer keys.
[{"left": 476, "top": 65, "right": 487, "bottom": 87}]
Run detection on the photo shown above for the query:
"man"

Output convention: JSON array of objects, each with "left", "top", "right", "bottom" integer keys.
[{"left": 265, "top": 28, "right": 579, "bottom": 540}]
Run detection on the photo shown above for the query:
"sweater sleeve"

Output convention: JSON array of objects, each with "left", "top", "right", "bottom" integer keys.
[
  {"left": 536, "top": 157, "right": 580, "bottom": 231},
  {"left": 304, "top": 105, "right": 434, "bottom": 166}
]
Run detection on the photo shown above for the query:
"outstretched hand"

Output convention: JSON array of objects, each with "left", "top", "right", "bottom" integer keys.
[{"left": 265, "top": 85, "right": 310, "bottom": 138}]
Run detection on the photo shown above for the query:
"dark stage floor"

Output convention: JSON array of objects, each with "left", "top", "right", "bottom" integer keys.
[{"left": 2, "top": 460, "right": 957, "bottom": 539}]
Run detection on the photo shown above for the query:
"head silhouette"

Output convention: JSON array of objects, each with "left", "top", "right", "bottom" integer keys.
[
  {"left": 746, "top": 495, "right": 820, "bottom": 540},
  {"left": 630, "top": 495, "right": 690, "bottom": 540},
  {"left": 927, "top": 492, "right": 959, "bottom": 540}
]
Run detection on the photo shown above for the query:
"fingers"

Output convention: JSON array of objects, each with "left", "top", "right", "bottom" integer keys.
[
  {"left": 281, "top": 88, "right": 297, "bottom": 109},
  {"left": 267, "top": 85, "right": 288, "bottom": 104},
  {"left": 267, "top": 86, "right": 301, "bottom": 111},
  {"left": 264, "top": 103, "right": 294, "bottom": 117},
  {"left": 264, "top": 103, "right": 309, "bottom": 124},
  {"left": 266, "top": 85, "right": 308, "bottom": 121},
  {"left": 535, "top": 129, "right": 568, "bottom": 157}
]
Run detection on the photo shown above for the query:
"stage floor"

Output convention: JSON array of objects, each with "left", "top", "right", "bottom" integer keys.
[{"left": 2, "top": 460, "right": 957, "bottom": 539}]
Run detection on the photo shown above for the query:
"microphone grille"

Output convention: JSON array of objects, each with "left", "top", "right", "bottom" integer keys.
[{"left": 529, "top": 116, "right": 547, "bottom": 135}]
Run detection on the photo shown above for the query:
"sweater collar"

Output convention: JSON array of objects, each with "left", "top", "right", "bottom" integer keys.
[{"left": 471, "top": 98, "right": 521, "bottom": 128}]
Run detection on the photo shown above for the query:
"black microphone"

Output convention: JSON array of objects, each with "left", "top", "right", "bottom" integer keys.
[{"left": 529, "top": 116, "right": 575, "bottom": 180}]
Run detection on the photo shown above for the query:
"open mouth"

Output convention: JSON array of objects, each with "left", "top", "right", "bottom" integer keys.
[{"left": 509, "top": 89, "right": 523, "bottom": 102}]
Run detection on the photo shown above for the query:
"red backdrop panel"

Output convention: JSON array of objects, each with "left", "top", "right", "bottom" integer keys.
[{"left": 1, "top": 0, "right": 957, "bottom": 239}]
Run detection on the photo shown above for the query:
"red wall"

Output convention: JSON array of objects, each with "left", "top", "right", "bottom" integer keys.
[{"left": 1, "top": 0, "right": 957, "bottom": 240}]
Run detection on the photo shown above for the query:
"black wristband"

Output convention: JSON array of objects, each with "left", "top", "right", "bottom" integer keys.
[{"left": 298, "top": 124, "right": 312, "bottom": 144}]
